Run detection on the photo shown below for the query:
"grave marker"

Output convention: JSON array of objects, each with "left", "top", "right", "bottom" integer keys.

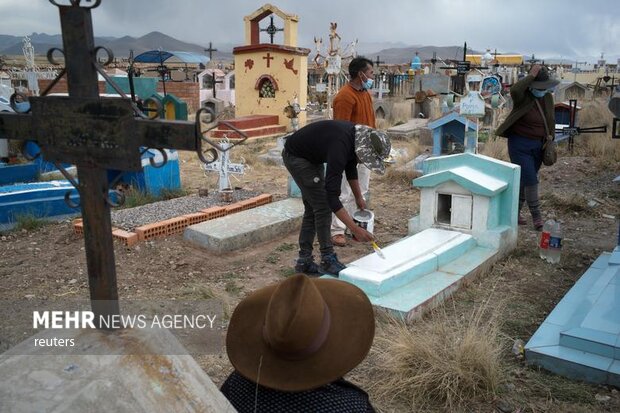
[
  {"left": 203, "top": 140, "right": 245, "bottom": 192},
  {"left": 554, "top": 99, "right": 607, "bottom": 152}
]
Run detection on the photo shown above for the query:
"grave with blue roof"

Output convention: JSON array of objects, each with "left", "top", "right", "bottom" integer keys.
[
  {"left": 428, "top": 111, "right": 478, "bottom": 156},
  {"left": 332, "top": 152, "right": 520, "bottom": 320}
]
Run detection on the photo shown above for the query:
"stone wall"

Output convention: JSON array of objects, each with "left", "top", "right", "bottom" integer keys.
[
  {"left": 38, "top": 78, "right": 106, "bottom": 95},
  {"left": 157, "top": 81, "right": 200, "bottom": 114}
]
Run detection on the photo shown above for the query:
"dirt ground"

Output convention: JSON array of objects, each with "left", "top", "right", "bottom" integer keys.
[{"left": 1, "top": 137, "right": 620, "bottom": 412}]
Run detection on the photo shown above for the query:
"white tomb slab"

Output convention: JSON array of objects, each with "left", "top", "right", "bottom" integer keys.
[{"left": 339, "top": 228, "right": 476, "bottom": 296}]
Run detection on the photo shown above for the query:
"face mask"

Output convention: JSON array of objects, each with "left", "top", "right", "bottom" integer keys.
[
  {"left": 360, "top": 73, "right": 374, "bottom": 90},
  {"left": 13, "top": 101, "right": 31, "bottom": 113},
  {"left": 529, "top": 88, "right": 547, "bottom": 98}
]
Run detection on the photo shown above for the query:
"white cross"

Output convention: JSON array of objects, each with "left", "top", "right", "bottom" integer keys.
[{"left": 202, "top": 140, "right": 245, "bottom": 192}]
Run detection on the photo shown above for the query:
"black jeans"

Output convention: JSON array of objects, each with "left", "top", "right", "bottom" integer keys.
[{"left": 282, "top": 149, "right": 334, "bottom": 258}]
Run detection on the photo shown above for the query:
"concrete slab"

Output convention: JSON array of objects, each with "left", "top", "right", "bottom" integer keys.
[
  {"left": 184, "top": 198, "right": 303, "bottom": 253},
  {"left": 332, "top": 245, "right": 496, "bottom": 320},
  {"left": 525, "top": 252, "right": 620, "bottom": 386},
  {"left": 386, "top": 119, "right": 430, "bottom": 143},
  {"left": 339, "top": 228, "right": 476, "bottom": 296},
  {"left": 369, "top": 246, "right": 496, "bottom": 320},
  {"left": 0, "top": 328, "right": 235, "bottom": 413}
]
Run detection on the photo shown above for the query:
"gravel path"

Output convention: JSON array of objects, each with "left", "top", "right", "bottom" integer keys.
[{"left": 111, "top": 189, "right": 261, "bottom": 231}]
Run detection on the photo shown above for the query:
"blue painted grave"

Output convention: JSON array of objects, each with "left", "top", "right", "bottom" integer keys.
[{"left": 428, "top": 111, "right": 478, "bottom": 156}]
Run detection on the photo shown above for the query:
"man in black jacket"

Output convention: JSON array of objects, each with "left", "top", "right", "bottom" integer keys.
[{"left": 282, "top": 120, "right": 390, "bottom": 276}]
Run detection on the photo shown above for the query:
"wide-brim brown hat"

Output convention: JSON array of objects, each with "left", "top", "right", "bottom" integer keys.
[
  {"left": 530, "top": 66, "right": 560, "bottom": 89},
  {"left": 226, "top": 274, "right": 375, "bottom": 392}
]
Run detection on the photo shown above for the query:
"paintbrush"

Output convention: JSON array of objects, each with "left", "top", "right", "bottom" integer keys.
[{"left": 371, "top": 241, "right": 386, "bottom": 259}]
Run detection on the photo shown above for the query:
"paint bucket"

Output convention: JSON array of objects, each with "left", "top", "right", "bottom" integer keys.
[
  {"left": 352, "top": 209, "right": 374, "bottom": 240},
  {"left": 219, "top": 188, "right": 234, "bottom": 203}
]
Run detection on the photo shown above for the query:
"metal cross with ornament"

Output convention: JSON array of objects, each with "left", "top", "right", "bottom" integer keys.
[
  {"left": 203, "top": 139, "right": 245, "bottom": 192},
  {"left": 554, "top": 99, "right": 607, "bottom": 153},
  {"left": 260, "top": 16, "right": 283, "bottom": 44},
  {"left": 0, "top": 0, "right": 246, "bottom": 327}
]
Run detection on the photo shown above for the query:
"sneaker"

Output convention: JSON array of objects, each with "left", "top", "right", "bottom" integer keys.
[
  {"left": 320, "top": 253, "right": 346, "bottom": 277},
  {"left": 518, "top": 214, "right": 527, "bottom": 225},
  {"left": 533, "top": 217, "right": 544, "bottom": 231},
  {"left": 294, "top": 257, "right": 321, "bottom": 276}
]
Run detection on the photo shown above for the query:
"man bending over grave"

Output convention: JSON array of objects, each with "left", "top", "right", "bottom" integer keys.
[
  {"left": 331, "top": 56, "right": 376, "bottom": 247},
  {"left": 282, "top": 119, "right": 390, "bottom": 276}
]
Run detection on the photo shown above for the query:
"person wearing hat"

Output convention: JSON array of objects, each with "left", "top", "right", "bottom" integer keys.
[
  {"left": 221, "top": 274, "right": 376, "bottom": 412},
  {"left": 281, "top": 119, "right": 391, "bottom": 276},
  {"left": 330, "top": 57, "right": 376, "bottom": 247},
  {"left": 496, "top": 64, "right": 560, "bottom": 230}
]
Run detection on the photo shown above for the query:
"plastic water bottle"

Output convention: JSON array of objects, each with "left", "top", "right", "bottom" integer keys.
[
  {"left": 547, "top": 221, "right": 562, "bottom": 264},
  {"left": 539, "top": 219, "right": 554, "bottom": 260}
]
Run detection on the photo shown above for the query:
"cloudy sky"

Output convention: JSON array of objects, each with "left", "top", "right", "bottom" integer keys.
[{"left": 2, "top": 0, "right": 619, "bottom": 62}]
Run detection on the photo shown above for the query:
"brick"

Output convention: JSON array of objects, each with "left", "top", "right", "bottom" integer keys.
[
  {"left": 112, "top": 228, "right": 139, "bottom": 247},
  {"left": 252, "top": 194, "right": 273, "bottom": 206},
  {"left": 238, "top": 199, "right": 257, "bottom": 210},
  {"left": 201, "top": 206, "right": 227, "bottom": 219},
  {"left": 135, "top": 222, "right": 168, "bottom": 240},
  {"left": 182, "top": 212, "right": 210, "bottom": 226},
  {"left": 73, "top": 219, "right": 84, "bottom": 235},
  {"left": 163, "top": 216, "right": 190, "bottom": 235},
  {"left": 224, "top": 202, "right": 244, "bottom": 214}
]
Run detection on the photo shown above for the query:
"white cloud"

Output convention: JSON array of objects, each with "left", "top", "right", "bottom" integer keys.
[{"left": 0, "top": 0, "right": 618, "bottom": 62}]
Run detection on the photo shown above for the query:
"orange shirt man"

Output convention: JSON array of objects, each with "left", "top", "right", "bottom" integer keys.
[{"left": 331, "top": 57, "right": 376, "bottom": 246}]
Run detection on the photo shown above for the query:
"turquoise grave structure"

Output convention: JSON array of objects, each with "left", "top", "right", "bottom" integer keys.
[
  {"left": 428, "top": 111, "right": 478, "bottom": 156},
  {"left": 332, "top": 152, "right": 520, "bottom": 319},
  {"left": 524, "top": 92, "right": 620, "bottom": 386}
]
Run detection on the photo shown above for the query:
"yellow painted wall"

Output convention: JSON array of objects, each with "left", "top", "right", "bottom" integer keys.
[
  {"left": 466, "top": 54, "right": 524, "bottom": 65},
  {"left": 234, "top": 49, "right": 308, "bottom": 128},
  {"left": 559, "top": 70, "right": 606, "bottom": 86}
]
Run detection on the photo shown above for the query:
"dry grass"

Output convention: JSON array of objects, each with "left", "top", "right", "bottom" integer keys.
[
  {"left": 568, "top": 99, "right": 620, "bottom": 164},
  {"left": 381, "top": 167, "right": 418, "bottom": 186},
  {"left": 543, "top": 191, "right": 590, "bottom": 213},
  {"left": 480, "top": 136, "right": 509, "bottom": 162},
  {"left": 367, "top": 299, "right": 504, "bottom": 411},
  {"left": 377, "top": 139, "right": 422, "bottom": 186},
  {"left": 375, "top": 118, "right": 390, "bottom": 130}
]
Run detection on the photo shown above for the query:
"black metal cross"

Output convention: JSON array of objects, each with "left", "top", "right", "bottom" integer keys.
[
  {"left": 554, "top": 99, "right": 607, "bottom": 152},
  {"left": 209, "top": 71, "right": 224, "bottom": 99},
  {"left": 204, "top": 41, "right": 218, "bottom": 62},
  {"left": 373, "top": 56, "right": 385, "bottom": 68},
  {"left": 260, "top": 16, "right": 283, "bottom": 44},
  {"left": 0, "top": 1, "right": 243, "bottom": 327}
]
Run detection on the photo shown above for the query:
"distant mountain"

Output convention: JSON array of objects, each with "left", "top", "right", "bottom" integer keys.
[
  {"left": 0, "top": 31, "right": 487, "bottom": 66},
  {"left": 363, "top": 45, "right": 483, "bottom": 65},
  {"left": 354, "top": 41, "right": 411, "bottom": 57},
  {"left": 0, "top": 31, "right": 233, "bottom": 61}
]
